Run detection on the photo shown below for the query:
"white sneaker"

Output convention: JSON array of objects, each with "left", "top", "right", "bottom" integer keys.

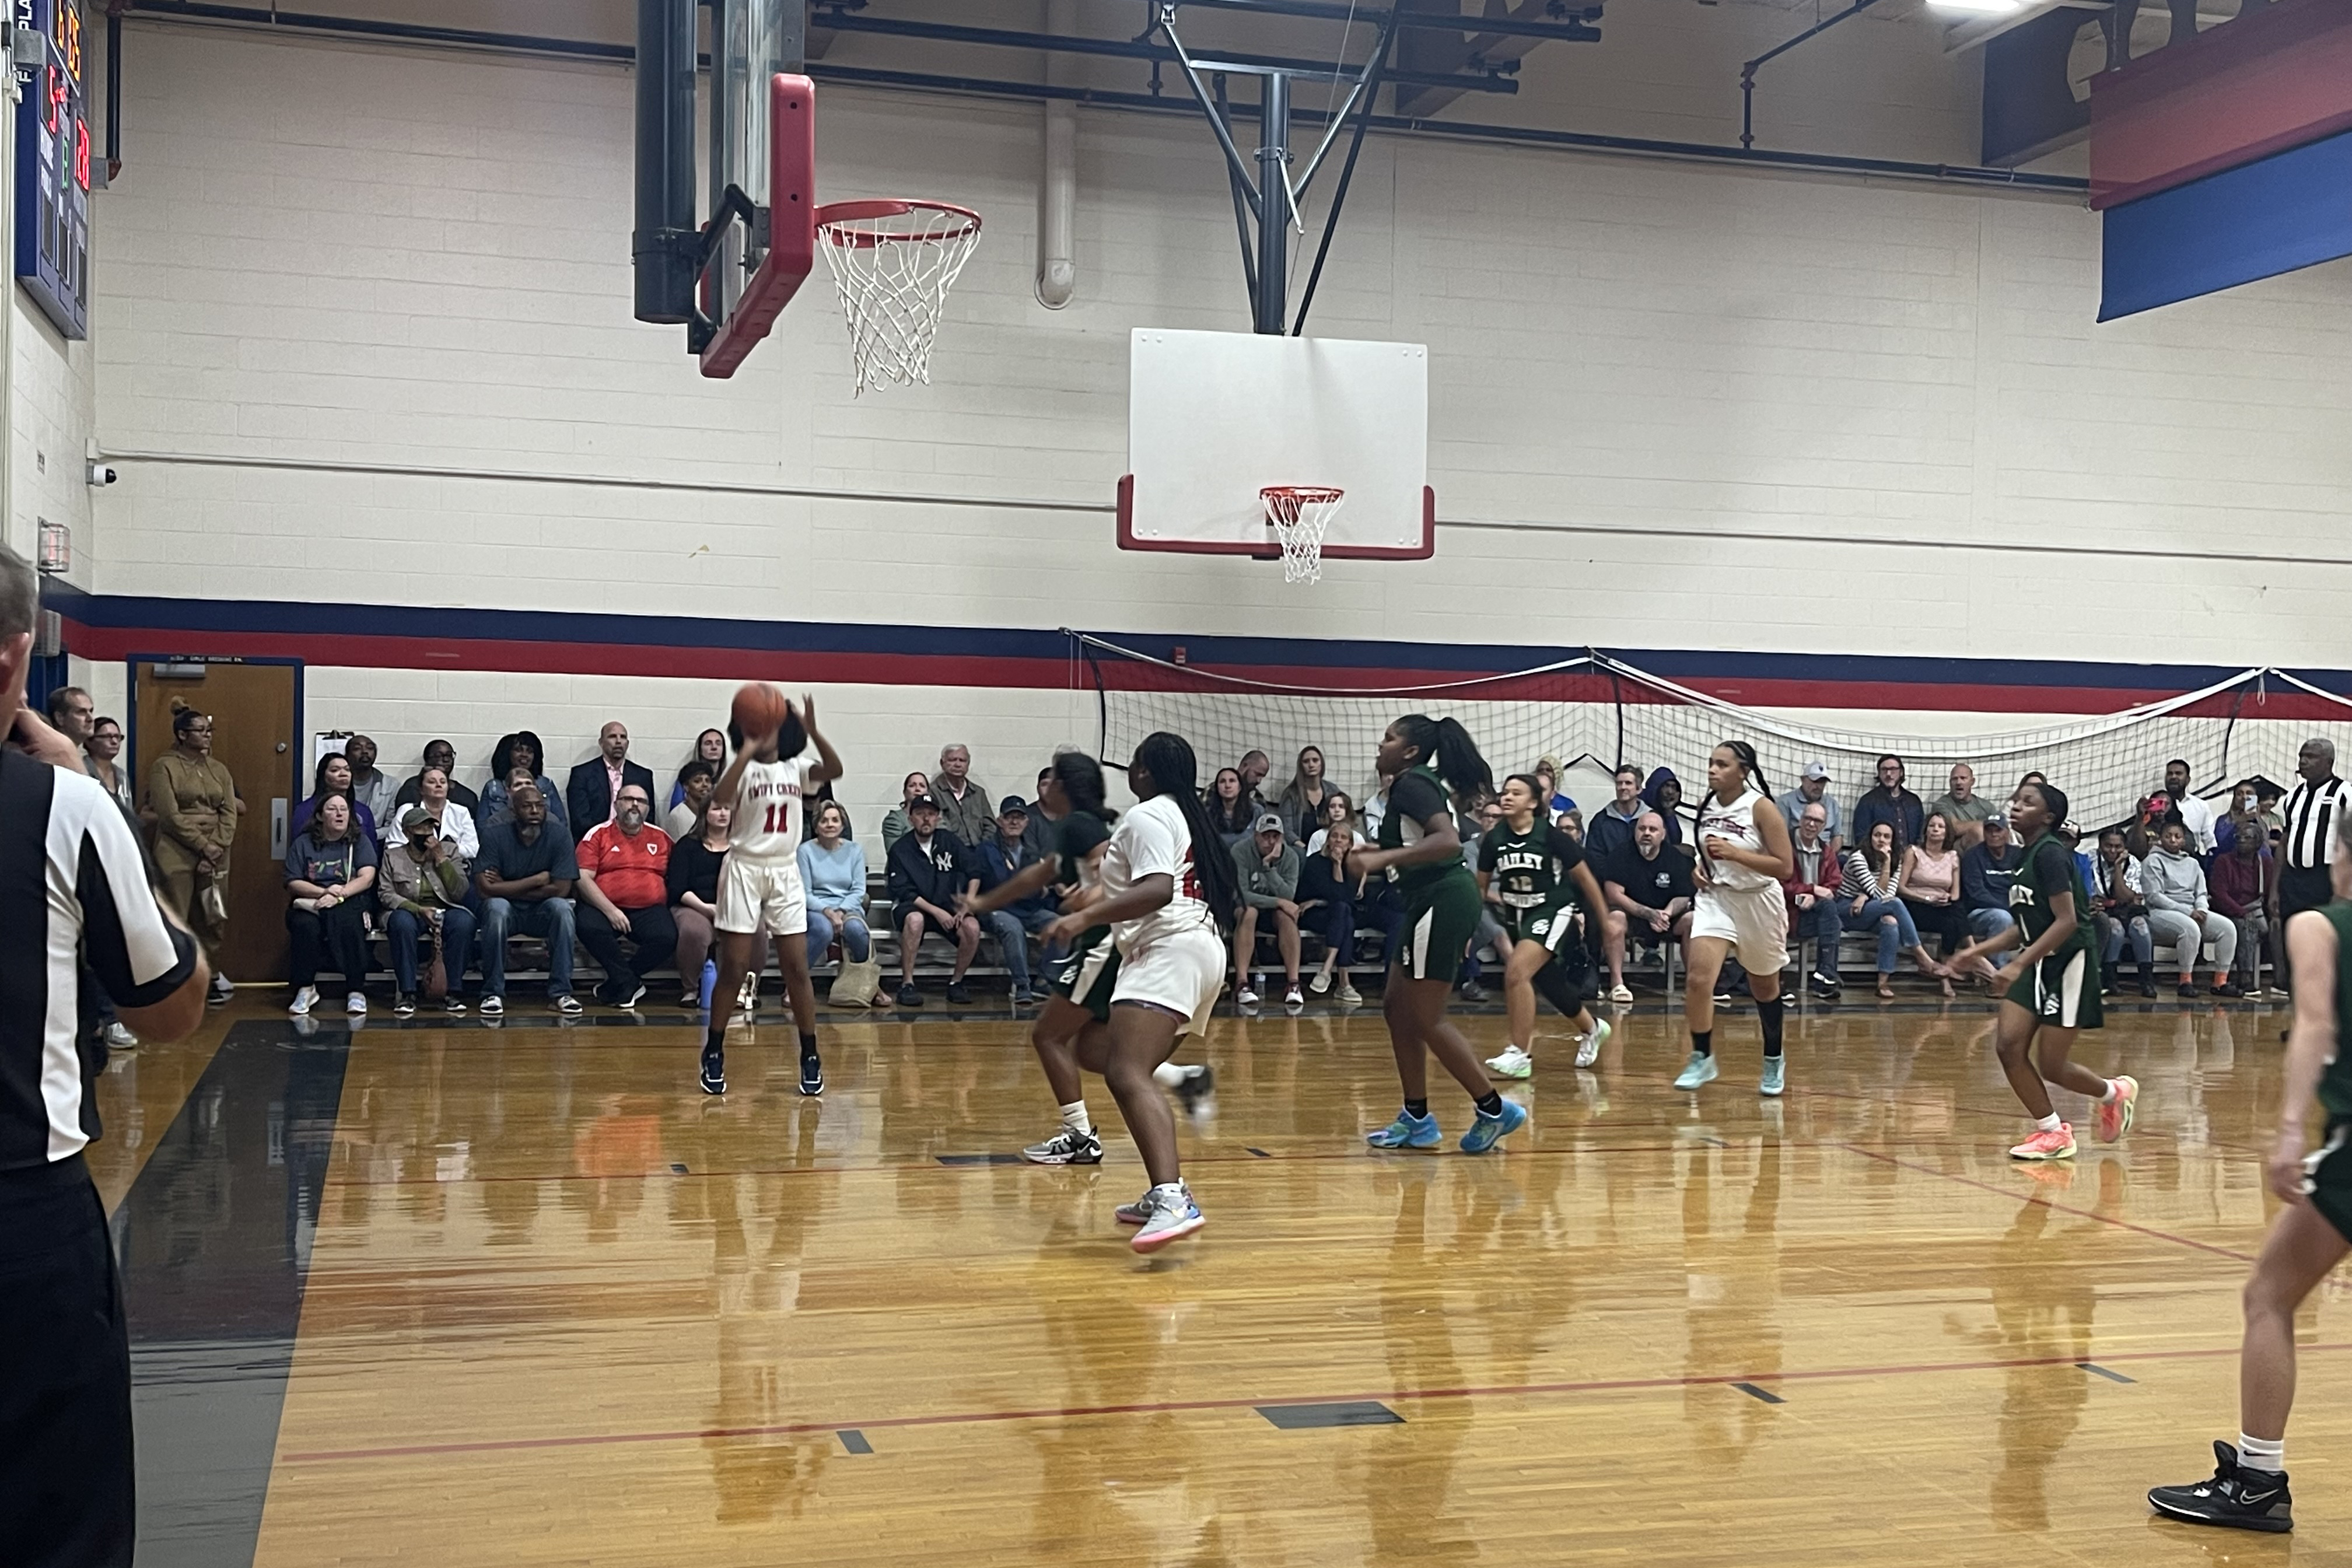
[
  {"left": 104, "top": 1021, "right": 139, "bottom": 1050},
  {"left": 1236, "top": 987, "right": 1260, "bottom": 1007},
  {"left": 288, "top": 986, "right": 318, "bottom": 1016},
  {"left": 1336, "top": 981, "right": 1364, "bottom": 1005},
  {"left": 1485, "top": 1044, "right": 1534, "bottom": 1080},
  {"left": 736, "top": 973, "right": 758, "bottom": 1014},
  {"left": 1130, "top": 1182, "right": 1205, "bottom": 1254},
  {"left": 1308, "top": 970, "right": 1332, "bottom": 994},
  {"left": 345, "top": 992, "right": 368, "bottom": 1015},
  {"left": 1609, "top": 982, "right": 1634, "bottom": 1005},
  {"left": 1576, "top": 1016, "right": 1612, "bottom": 1069},
  {"left": 1284, "top": 984, "right": 1304, "bottom": 1008}
]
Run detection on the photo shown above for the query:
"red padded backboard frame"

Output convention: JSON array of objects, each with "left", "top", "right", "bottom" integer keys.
[
  {"left": 1114, "top": 475, "right": 1438, "bottom": 561},
  {"left": 699, "top": 74, "right": 817, "bottom": 379}
]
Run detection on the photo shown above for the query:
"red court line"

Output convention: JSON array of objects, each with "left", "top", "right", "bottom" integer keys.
[
  {"left": 278, "top": 1340, "right": 2347, "bottom": 1465},
  {"left": 1829, "top": 1142, "right": 2258, "bottom": 1262}
]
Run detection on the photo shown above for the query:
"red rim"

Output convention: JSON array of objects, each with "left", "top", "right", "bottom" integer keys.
[{"left": 815, "top": 199, "right": 984, "bottom": 249}]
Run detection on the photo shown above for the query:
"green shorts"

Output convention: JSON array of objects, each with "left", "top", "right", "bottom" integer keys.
[
  {"left": 1398, "top": 872, "right": 1483, "bottom": 984},
  {"left": 1051, "top": 928, "right": 1119, "bottom": 1023},
  {"left": 1503, "top": 902, "right": 1592, "bottom": 981},
  {"left": 2004, "top": 947, "right": 2104, "bottom": 1031},
  {"left": 2301, "top": 1118, "right": 2352, "bottom": 1245}
]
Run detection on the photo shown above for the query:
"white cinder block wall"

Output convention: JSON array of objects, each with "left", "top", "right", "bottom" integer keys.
[{"left": 68, "top": 24, "right": 2352, "bottom": 825}]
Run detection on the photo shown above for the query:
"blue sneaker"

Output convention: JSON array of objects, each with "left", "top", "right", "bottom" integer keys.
[
  {"left": 1460, "top": 1098, "right": 1528, "bottom": 1154},
  {"left": 1674, "top": 1052, "right": 1719, "bottom": 1090},
  {"left": 1759, "top": 1056, "right": 1785, "bottom": 1097},
  {"left": 1366, "top": 1110, "right": 1442, "bottom": 1149}
]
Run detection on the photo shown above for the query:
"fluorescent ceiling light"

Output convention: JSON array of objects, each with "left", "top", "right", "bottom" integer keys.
[{"left": 1927, "top": 0, "right": 2023, "bottom": 12}]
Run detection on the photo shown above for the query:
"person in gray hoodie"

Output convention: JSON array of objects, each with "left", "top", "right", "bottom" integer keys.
[
  {"left": 1230, "top": 811, "right": 1304, "bottom": 1008},
  {"left": 2143, "top": 820, "right": 2241, "bottom": 999}
]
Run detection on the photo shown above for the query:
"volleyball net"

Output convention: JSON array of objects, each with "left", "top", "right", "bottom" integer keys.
[{"left": 1074, "top": 634, "right": 2352, "bottom": 833}]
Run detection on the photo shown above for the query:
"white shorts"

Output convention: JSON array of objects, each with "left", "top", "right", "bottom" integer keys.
[
  {"left": 716, "top": 856, "right": 808, "bottom": 937},
  {"left": 1691, "top": 884, "right": 1788, "bottom": 974},
  {"left": 1112, "top": 926, "right": 1224, "bottom": 1041}
]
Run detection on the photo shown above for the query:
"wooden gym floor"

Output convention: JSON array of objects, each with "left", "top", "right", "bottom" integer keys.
[{"left": 94, "top": 985, "right": 2346, "bottom": 1566}]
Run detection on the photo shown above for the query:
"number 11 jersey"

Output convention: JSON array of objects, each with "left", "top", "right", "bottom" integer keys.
[{"left": 731, "top": 755, "right": 818, "bottom": 862}]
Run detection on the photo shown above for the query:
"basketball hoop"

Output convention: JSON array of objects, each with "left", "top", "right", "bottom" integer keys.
[
  {"left": 1261, "top": 486, "right": 1345, "bottom": 584},
  {"left": 814, "top": 199, "right": 982, "bottom": 396}
]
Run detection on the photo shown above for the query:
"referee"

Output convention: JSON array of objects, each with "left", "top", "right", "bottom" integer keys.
[
  {"left": 2278, "top": 736, "right": 2352, "bottom": 996},
  {"left": 0, "top": 543, "right": 208, "bottom": 1568}
]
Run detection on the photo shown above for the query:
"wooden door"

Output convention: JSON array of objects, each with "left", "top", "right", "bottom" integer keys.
[{"left": 131, "top": 660, "right": 300, "bottom": 984}]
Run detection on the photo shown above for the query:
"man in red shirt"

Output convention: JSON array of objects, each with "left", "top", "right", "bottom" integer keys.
[{"left": 575, "top": 783, "right": 676, "bottom": 1009}]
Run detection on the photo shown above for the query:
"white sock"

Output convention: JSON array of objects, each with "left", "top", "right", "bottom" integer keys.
[
  {"left": 2099, "top": 1079, "right": 2120, "bottom": 1104},
  {"left": 2036, "top": 1112, "right": 2063, "bottom": 1133},
  {"left": 2238, "top": 1433, "right": 2285, "bottom": 1473},
  {"left": 1059, "top": 1100, "right": 1091, "bottom": 1136}
]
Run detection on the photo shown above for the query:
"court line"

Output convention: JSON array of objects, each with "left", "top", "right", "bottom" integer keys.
[
  {"left": 276, "top": 1340, "right": 2343, "bottom": 1465},
  {"left": 1829, "top": 1142, "right": 2258, "bottom": 1262},
  {"left": 1800, "top": 1084, "right": 2266, "bottom": 1157}
]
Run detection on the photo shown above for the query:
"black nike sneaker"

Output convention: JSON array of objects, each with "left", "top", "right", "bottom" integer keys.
[
  {"left": 699, "top": 1048, "right": 726, "bottom": 1096},
  {"left": 2148, "top": 1441, "right": 2293, "bottom": 1532}
]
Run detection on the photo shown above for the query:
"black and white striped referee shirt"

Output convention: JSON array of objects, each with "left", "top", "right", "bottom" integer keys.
[
  {"left": 2280, "top": 772, "right": 2352, "bottom": 873},
  {"left": 1, "top": 749, "right": 197, "bottom": 1170}
]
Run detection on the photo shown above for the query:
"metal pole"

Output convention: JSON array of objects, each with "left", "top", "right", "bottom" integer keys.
[
  {"left": 1293, "top": 10, "right": 1397, "bottom": 335},
  {"left": 105, "top": 8, "right": 123, "bottom": 180},
  {"left": 631, "top": 0, "right": 697, "bottom": 324},
  {"left": 1254, "top": 71, "right": 1289, "bottom": 334},
  {"left": 1214, "top": 74, "right": 1259, "bottom": 305}
]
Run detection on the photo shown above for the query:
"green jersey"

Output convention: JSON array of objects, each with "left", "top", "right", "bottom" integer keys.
[
  {"left": 1478, "top": 818, "right": 1586, "bottom": 913},
  {"left": 2007, "top": 833, "right": 2092, "bottom": 959},
  {"left": 2321, "top": 903, "right": 2352, "bottom": 1119},
  {"left": 1380, "top": 764, "right": 1471, "bottom": 898}
]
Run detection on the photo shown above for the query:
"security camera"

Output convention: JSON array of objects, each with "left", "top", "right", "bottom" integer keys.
[{"left": 86, "top": 463, "right": 116, "bottom": 487}]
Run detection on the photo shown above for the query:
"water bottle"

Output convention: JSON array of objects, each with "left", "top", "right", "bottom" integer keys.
[{"left": 698, "top": 958, "right": 718, "bottom": 1012}]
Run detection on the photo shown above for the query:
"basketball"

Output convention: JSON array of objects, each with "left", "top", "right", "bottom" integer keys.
[{"left": 730, "top": 681, "right": 789, "bottom": 738}]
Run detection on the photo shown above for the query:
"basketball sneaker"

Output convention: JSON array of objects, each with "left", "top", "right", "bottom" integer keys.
[
  {"left": 1366, "top": 1110, "right": 1442, "bottom": 1149},
  {"left": 1130, "top": 1184, "right": 1205, "bottom": 1253},
  {"left": 699, "top": 1049, "right": 726, "bottom": 1096},
  {"left": 1114, "top": 1189, "right": 1155, "bottom": 1226},
  {"left": 797, "top": 1054, "right": 824, "bottom": 1097},
  {"left": 1460, "top": 1098, "right": 1528, "bottom": 1154},
  {"left": 2096, "top": 1074, "right": 2140, "bottom": 1143},
  {"left": 1673, "top": 1052, "right": 1719, "bottom": 1090},
  {"left": 1759, "top": 1056, "right": 1786, "bottom": 1097},
  {"left": 1024, "top": 1127, "right": 1104, "bottom": 1165},
  {"left": 1575, "top": 1017, "right": 1612, "bottom": 1069},
  {"left": 2148, "top": 1443, "right": 2293, "bottom": 1532},
  {"left": 1485, "top": 1045, "right": 1534, "bottom": 1079},
  {"left": 2008, "top": 1123, "right": 2077, "bottom": 1160}
]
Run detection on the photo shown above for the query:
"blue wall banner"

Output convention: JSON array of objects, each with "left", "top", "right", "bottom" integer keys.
[{"left": 2099, "top": 125, "right": 2352, "bottom": 321}]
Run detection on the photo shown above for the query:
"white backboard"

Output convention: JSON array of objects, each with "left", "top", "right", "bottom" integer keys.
[{"left": 1119, "top": 329, "right": 1434, "bottom": 560}]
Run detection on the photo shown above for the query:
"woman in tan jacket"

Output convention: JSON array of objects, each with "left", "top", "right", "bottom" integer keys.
[{"left": 149, "top": 705, "right": 242, "bottom": 1003}]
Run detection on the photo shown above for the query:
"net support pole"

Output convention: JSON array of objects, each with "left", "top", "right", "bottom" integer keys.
[
  {"left": 1253, "top": 71, "right": 1292, "bottom": 335},
  {"left": 631, "top": 0, "right": 699, "bottom": 324}
]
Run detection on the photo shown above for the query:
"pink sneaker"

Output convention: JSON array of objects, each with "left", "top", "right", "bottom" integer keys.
[
  {"left": 2096, "top": 1075, "right": 2140, "bottom": 1143},
  {"left": 2008, "top": 1123, "right": 2077, "bottom": 1161}
]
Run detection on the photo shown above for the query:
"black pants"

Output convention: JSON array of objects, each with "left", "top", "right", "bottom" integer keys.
[
  {"left": 2280, "top": 864, "right": 2333, "bottom": 993},
  {"left": 287, "top": 899, "right": 370, "bottom": 991},
  {"left": 0, "top": 1154, "right": 134, "bottom": 1568},
  {"left": 1903, "top": 897, "right": 1968, "bottom": 957},
  {"left": 577, "top": 903, "right": 679, "bottom": 1002}
]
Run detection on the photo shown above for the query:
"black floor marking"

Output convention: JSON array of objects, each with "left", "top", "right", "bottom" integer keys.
[
  {"left": 1245, "top": 1147, "right": 1272, "bottom": 1158},
  {"left": 2078, "top": 1362, "right": 2138, "bottom": 1384},
  {"left": 838, "top": 1429, "right": 874, "bottom": 1454},
  {"left": 1731, "top": 1382, "right": 1786, "bottom": 1405},
  {"left": 669, "top": 1163, "right": 690, "bottom": 1174},
  {"left": 116, "top": 1019, "right": 353, "bottom": 1568},
  {"left": 936, "top": 1153, "right": 1026, "bottom": 1167},
  {"left": 1257, "top": 1401, "right": 1404, "bottom": 1430}
]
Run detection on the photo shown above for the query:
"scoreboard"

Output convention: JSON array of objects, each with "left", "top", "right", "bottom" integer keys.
[{"left": 14, "top": 0, "right": 87, "bottom": 340}]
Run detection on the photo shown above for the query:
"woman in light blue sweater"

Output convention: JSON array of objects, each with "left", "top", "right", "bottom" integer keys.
[{"left": 797, "top": 800, "right": 872, "bottom": 972}]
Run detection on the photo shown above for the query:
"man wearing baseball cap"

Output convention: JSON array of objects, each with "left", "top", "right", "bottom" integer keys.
[
  {"left": 885, "top": 793, "right": 981, "bottom": 1007},
  {"left": 1230, "top": 810, "right": 1305, "bottom": 1009},
  {"left": 976, "top": 795, "right": 1059, "bottom": 1005},
  {"left": 1775, "top": 759, "right": 1843, "bottom": 855}
]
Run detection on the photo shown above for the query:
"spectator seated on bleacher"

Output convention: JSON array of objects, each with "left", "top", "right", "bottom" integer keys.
[
  {"left": 283, "top": 793, "right": 376, "bottom": 1019},
  {"left": 1300, "top": 794, "right": 1381, "bottom": 1003},
  {"left": 932, "top": 744, "right": 996, "bottom": 850},
  {"left": 1782, "top": 802, "right": 1843, "bottom": 999},
  {"left": 573, "top": 783, "right": 676, "bottom": 1010},
  {"left": 2143, "top": 821, "right": 2238, "bottom": 999},
  {"left": 1604, "top": 810, "right": 1692, "bottom": 982},
  {"left": 668, "top": 799, "right": 731, "bottom": 1007},
  {"left": 977, "top": 796, "right": 1056, "bottom": 1006},
  {"left": 394, "top": 739, "right": 480, "bottom": 818},
  {"left": 2090, "top": 827, "right": 2157, "bottom": 998},
  {"left": 390, "top": 765, "right": 479, "bottom": 856},
  {"left": 880, "top": 770, "right": 929, "bottom": 855},
  {"left": 887, "top": 794, "right": 980, "bottom": 1007},
  {"left": 480, "top": 733, "right": 568, "bottom": 838},
  {"left": 2210, "top": 814, "right": 2278, "bottom": 998},
  {"left": 474, "top": 782, "right": 581, "bottom": 1018},
  {"left": 1231, "top": 812, "right": 1304, "bottom": 1008},
  {"left": 565, "top": 722, "right": 656, "bottom": 844},
  {"left": 1927, "top": 763, "right": 1994, "bottom": 849},
  {"left": 1959, "top": 814, "right": 2023, "bottom": 954},
  {"left": 379, "top": 805, "right": 476, "bottom": 1017},
  {"left": 1586, "top": 766, "right": 1644, "bottom": 866},
  {"left": 1775, "top": 760, "right": 1842, "bottom": 856},
  {"left": 1851, "top": 754, "right": 1924, "bottom": 852},
  {"left": 666, "top": 761, "right": 715, "bottom": 839}
]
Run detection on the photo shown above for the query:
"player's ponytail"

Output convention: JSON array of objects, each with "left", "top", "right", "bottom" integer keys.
[
  {"left": 1395, "top": 714, "right": 1494, "bottom": 807},
  {"left": 1132, "top": 731, "right": 1238, "bottom": 935},
  {"left": 1051, "top": 750, "right": 1116, "bottom": 825},
  {"left": 1721, "top": 738, "right": 1769, "bottom": 800}
]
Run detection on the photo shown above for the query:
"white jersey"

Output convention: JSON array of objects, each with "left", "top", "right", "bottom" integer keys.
[
  {"left": 1101, "top": 794, "right": 1218, "bottom": 955},
  {"left": 729, "top": 755, "right": 818, "bottom": 862},
  {"left": 1695, "top": 784, "right": 1777, "bottom": 895}
]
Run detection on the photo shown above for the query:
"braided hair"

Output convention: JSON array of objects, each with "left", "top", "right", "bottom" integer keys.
[{"left": 1718, "top": 738, "right": 1771, "bottom": 801}]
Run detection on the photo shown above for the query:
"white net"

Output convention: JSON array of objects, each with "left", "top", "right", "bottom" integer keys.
[
  {"left": 1077, "top": 635, "right": 2340, "bottom": 834},
  {"left": 816, "top": 200, "right": 982, "bottom": 397},
  {"left": 1261, "top": 486, "right": 1344, "bottom": 584}
]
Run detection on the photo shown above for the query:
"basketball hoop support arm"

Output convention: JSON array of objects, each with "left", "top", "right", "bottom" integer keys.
[{"left": 1156, "top": 6, "right": 1391, "bottom": 336}]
